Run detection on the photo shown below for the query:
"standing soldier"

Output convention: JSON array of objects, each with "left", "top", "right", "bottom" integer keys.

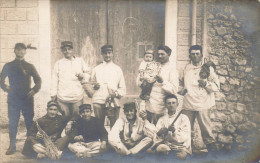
[
  {"left": 91, "top": 45, "right": 126, "bottom": 127},
  {"left": 51, "top": 41, "right": 90, "bottom": 120},
  {"left": 182, "top": 45, "right": 220, "bottom": 153},
  {"left": 139, "top": 45, "right": 179, "bottom": 124},
  {"left": 0, "top": 43, "right": 42, "bottom": 155}
]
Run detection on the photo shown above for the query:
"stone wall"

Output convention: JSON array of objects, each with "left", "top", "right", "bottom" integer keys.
[{"left": 206, "top": 0, "right": 260, "bottom": 153}]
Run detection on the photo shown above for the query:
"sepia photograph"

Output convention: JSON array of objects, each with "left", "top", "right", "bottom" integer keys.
[{"left": 0, "top": 0, "right": 259, "bottom": 162}]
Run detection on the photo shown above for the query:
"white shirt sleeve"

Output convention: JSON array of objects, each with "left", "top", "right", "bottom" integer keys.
[
  {"left": 172, "top": 115, "right": 191, "bottom": 143},
  {"left": 108, "top": 119, "right": 124, "bottom": 143},
  {"left": 162, "top": 68, "right": 179, "bottom": 95},
  {"left": 116, "top": 69, "right": 126, "bottom": 97}
]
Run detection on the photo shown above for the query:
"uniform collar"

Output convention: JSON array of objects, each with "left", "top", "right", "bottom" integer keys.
[
  {"left": 103, "top": 61, "right": 113, "bottom": 65},
  {"left": 63, "top": 56, "right": 75, "bottom": 61},
  {"left": 191, "top": 60, "right": 204, "bottom": 69},
  {"left": 14, "top": 58, "right": 25, "bottom": 63},
  {"left": 125, "top": 116, "right": 140, "bottom": 126}
]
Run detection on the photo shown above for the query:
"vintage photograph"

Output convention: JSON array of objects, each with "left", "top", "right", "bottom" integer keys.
[{"left": 0, "top": 0, "right": 259, "bottom": 162}]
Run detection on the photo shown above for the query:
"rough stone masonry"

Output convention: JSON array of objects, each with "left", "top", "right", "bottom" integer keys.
[{"left": 206, "top": 0, "right": 260, "bottom": 154}]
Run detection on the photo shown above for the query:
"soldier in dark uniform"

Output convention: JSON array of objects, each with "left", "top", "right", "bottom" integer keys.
[
  {"left": 0, "top": 43, "right": 42, "bottom": 155},
  {"left": 22, "top": 101, "right": 70, "bottom": 159}
]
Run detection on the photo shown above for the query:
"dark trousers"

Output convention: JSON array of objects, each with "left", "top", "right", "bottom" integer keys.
[
  {"left": 140, "top": 80, "right": 155, "bottom": 100},
  {"left": 22, "top": 135, "right": 70, "bottom": 158},
  {"left": 8, "top": 96, "right": 34, "bottom": 147}
]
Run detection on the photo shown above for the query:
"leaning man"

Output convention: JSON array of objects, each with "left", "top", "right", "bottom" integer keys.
[
  {"left": 0, "top": 43, "right": 41, "bottom": 155},
  {"left": 182, "top": 45, "right": 220, "bottom": 153},
  {"left": 68, "top": 104, "right": 108, "bottom": 159},
  {"left": 22, "top": 101, "right": 70, "bottom": 159},
  {"left": 108, "top": 102, "right": 153, "bottom": 155}
]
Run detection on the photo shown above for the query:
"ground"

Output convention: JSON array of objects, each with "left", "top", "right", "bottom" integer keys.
[
  {"left": 0, "top": 123, "right": 255, "bottom": 163},
  {"left": 0, "top": 97, "right": 258, "bottom": 162}
]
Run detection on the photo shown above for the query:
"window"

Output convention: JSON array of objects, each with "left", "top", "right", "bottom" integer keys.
[{"left": 137, "top": 42, "right": 153, "bottom": 60}]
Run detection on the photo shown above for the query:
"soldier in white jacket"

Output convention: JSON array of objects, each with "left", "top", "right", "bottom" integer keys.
[
  {"left": 91, "top": 45, "right": 126, "bottom": 127},
  {"left": 182, "top": 45, "right": 220, "bottom": 153},
  {"left": 139, "top": 45, "right": 179, "bottom": 125},
  {"left": 51, "top": 41, "right": 90, "bottom": 120},
  {"left": 155, "top": 94, "right": 191, "bottom": 160}
]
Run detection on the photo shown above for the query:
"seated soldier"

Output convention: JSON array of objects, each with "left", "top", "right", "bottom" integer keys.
[
  {"left": 22, "top": 101, "right": 70, "bottom": 160},
  {"left": 68, "top": 104, "right": 108, "bottom": 159},
  {"left": 155, "top": 94, "right": 191, "bottom": 159},
  {"left": 108, "top": 102, "right": 153, "bottom": 155}
]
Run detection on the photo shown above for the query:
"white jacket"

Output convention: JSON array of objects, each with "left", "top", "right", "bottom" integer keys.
[{"left": 51, "top": 57, "right": 90, "bottom": 103}]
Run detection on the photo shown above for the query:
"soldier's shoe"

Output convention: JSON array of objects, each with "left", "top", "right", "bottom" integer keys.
[
  {"left": 37, "top": 153, "right": 46, "bottom": 159},
  {"left": 206, "top": 142, "right": 218, "bottom": 153},
  {"left": 146, "top": 148, "right": 156, "bottom": 154},
  {"left": 6, "top": 146, "right": 16, "bottom": 155}
]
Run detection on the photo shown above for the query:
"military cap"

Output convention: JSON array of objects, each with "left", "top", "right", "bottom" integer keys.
[
  {"left": 14, "top": 43, "right": 27, "bottom": 50},
  {"left": 47, "top": 100, "right": 59, "bottom": 108},
  {"left": 61, "top": 41, "right": 73, "bottom": 49},
  {"left": 79, "top": 104, "right": 92, "bottom": 113},
  {"left": 101, "top": 45, "right": 113, "bottom": 53}
]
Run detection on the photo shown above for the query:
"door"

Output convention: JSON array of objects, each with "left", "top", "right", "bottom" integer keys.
[{"left": 51, "top": 0, "right": 165, "bottom": 95}]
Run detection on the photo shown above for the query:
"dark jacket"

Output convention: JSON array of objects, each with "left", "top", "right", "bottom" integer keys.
[
  {"left": 70, "top": 116, "right": 108, "bottom": 143},
  {"left": 0, "top": 59, "right": 41, "bottom": 100},
  {"left": 22, "top": 114, "right": 68, "bottom": 157}
]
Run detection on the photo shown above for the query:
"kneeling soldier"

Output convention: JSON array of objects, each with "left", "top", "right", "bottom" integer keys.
[
  {"left": 155, "top": 94, "right": 191, "bottom": 159},
  {"left": 108, "top": 102, "right": 153, "bottom": 155},
  {"left": 22, "top": 101, "right": 70, "bottom": 160},
  {"left": 68, "top": 104, "right": 108, "bottom": 159}
]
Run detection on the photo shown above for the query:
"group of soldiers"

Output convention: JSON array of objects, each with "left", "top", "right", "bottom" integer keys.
[{"left": 0, "top": 41, "right": 220, "bottom": 160}]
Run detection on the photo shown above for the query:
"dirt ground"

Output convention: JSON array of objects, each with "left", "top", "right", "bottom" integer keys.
[
  {"left": 1, "top": 122, "right": 257, "bottom": 163},
  {"left": 0, "top": 96, "right": 258, "bottom": 163}
]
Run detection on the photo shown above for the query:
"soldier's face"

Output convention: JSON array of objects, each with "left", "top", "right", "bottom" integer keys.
[
  {"left": 158, "top": 50, "right": 169, "bottom": 64},
  {"left": 124, "top": 108, "right": 136, "bottom": 120},
  {"left": 165, "top": 98, "right": 178, "bottom": 114},
  {"left": 102, "top": 50, "right": 113, "bottom": 62},
  {"left": 14, "top": 48, "right": 26, "bottom": 59},
  {"left": 47, "top": 106, "right": 59, "bottom": 118},
  {"left": 189, "top": 50, "right": 203, "bottom": 64},
  {"left": 61, "top": 46, "right": 73, "bottom": 59},
  {"left": 80, "top": 109, "right": 92, "bottom": 121}
]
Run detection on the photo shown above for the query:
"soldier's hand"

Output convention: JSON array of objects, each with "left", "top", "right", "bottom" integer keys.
[
  {"left": 51, "top": 95, "right": 57, "bottom": 102},
  {"left": 156, "top": 75, "right": 164, "bottom": 83},
  {"left": 139, "top": 110, "right": 147, "bottom": 120},
  {"left": 6, "top": 85, "right": 12, "bottom": 92},
  {"left": 27, "top": 89, "right": 36, "bottom": 98},
  {"left": 110, "top": 90, "right": 117, "bottom": 98},
  {"left": 94, "top": 83, "right": 100, "bottom": 90},
  {"left": 168, "top": 126, "right": 175, "bottom": 133},
  {"left": 74, "top": 135, "right": 84, "bottom": 142},
  {"left": 76, "top": 73, "right": 84, "bottom": 81},
  {"left": 36, "top": 132, "right": 43, "bottom": 139},
  {"left": 65, "top": 122, "right": 73, "bottom": 135},
  {"left": 157, "top": 127, "right": 168, "bottom": 137}
]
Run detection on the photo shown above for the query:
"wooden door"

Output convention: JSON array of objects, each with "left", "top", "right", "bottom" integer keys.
[{"left": 51, "top": 0, "right": 165, "bottom": 95}]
